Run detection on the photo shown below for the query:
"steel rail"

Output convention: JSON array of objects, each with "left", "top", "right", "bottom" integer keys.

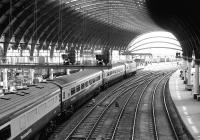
[
  {"left": 131, "top": 74, "right": 162, "bottom": 140},
  {"left": 152, "top": 72, "right": 174, "bottom": 140},
  {"left": 86, "top": 73, "right": 161, "bottom": 139},
  {"left": 162, "top": 75, "right": 179, "bottom": 140},
  {"left": 110, "top": 80, "right": 143, "bottom": 140},
  {"left": 64, "top": 72, "right": 154, "bottom": 140}
]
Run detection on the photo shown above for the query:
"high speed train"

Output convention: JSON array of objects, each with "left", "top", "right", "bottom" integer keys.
[{"left": 0, "top": 62, "right": 137, "bottom": 140}]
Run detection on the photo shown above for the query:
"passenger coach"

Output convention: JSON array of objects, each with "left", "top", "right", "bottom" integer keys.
[{"left": 0, "top": 61, "right": 137, "bottom": 140}]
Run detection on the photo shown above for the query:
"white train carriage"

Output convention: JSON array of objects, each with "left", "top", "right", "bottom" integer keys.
[
  {"left": 103, "top": 63, "right": 126, "bottom": 87},
  {"left": 124, "top": 61, "right": 137, "bottom": 76},
  {"left": 53, "top": 69, "right": 103, "bottom": 112},
  {"left": 0, "top": 83, "right": 61, "bottom": 140}
]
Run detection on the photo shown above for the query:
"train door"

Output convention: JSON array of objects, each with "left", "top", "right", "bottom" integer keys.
[{"left": 0, "top": 124, "right": 11, "bottom": 140}]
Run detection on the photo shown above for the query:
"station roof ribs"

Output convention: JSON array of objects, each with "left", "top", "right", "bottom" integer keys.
[{"left": 0, "top": 0, "right": 199, "bottom": 58}]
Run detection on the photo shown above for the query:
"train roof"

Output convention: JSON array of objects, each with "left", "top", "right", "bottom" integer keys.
[
  {"left": 52, "top": 69, "right": 101, "bottom": 87},
  {"left": 0, "top": 82, "right": 59, "bottom": 125},
  {"left": 111, "top": 62, "right": 125, "bottom": 67},
  {"left": 52, "top": 63, "right": 126, "bottom": 87}
]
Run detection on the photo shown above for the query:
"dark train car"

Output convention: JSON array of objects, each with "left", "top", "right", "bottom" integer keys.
[
  {"left": 0, "top": 83, "right": 61, "bottom": 140},
  {"left": 53, "top": 69, "right": 103, "bottom": 113}
]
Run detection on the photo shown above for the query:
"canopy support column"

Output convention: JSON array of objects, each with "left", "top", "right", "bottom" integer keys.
[
  {"left": 3, "top": 67, "right": 8, "bottom": 93},
  {"left": 49, "top": 58, "right": 54, "bottom": 80},
  {"left": 186, "top": 57, "right": 192, "bottom": 90},
  {"left": 193, "top": 59, "right": 200, "bottom": 99},
  {"left": 182, "top": 58, "right": 187, "bottom": 83}
]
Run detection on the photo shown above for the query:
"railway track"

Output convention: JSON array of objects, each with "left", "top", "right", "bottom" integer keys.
[
  {"left": 152, "top": 71, "right": 192, "bottom": 140},
  {"left": 132, "top": 71, "right": 175, "bottom": 140},
  {"left": 48, "top": 71, "right": 157, "bottom": 140},
  {"left": 152, "top": 72, "right": 178, "bottom": 140},
  {"left": 64, "top": 73, "right": 160, "bottom": 140},
  {"left": 48, "top": 70, "right": 192, "bottom": 140}
]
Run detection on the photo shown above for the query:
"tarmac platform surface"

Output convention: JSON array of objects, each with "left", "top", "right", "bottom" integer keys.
[{"left": 169, "top": 70, "right": 200, "bottom": 140}]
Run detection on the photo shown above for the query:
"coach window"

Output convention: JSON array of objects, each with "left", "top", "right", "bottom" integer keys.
[
  {"left": 76, "top": 85, "right": 80, "bottom": 92},
  {"left": 0, "top": 125, "right": 11, "bottom": 140},
  {"left": 92, "top": 79, "right": 95, "bottom": 83},
  {"left": 85, "top": 81, "right": 88, "bottom": 87},
  {"left": 71, "top": 87, "right": 75, "bottom": 95},
  {"left": 81, "top": 83, "right": 85, "bottom": 89},
  {"left": 89, "top": 79, "right": 93, "bottom": 85}
]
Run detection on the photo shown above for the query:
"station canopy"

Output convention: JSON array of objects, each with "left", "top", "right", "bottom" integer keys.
[{"left": 0, "top": 0, "right": 200, "bottom": 58}]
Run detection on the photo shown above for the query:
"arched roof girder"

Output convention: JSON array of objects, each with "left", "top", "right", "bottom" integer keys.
[
  {"left": 1, "top": 0, "right": 166, "bottom": 58},
  {"left": 146, "top": 0, "right": 200, "bottom": 59},
  {"left": 1, "top": 0, "right": 61, "bottom": 54},
  {"left": 0, "top": 0, "right": 54, "bottom": 39},
  {"left": 14, "top": 1, "right": 60, "bottom": 49},
  {"left": 67, "top": 5, "right": 153, "bottom": 32},
  {"left": 0, "top": 0, "right": 33, "bottom": 35},
  {"left": 65, "top": 0, "right": 150, "bottom": 21},
  {"left": 22, "top": 8, "right": 90, "bottom": 54},
  {"left": 181, "top": 42, "right": 193, "bottom": 58},
  {"left": 132, "top": 47, "right": 182, "bottom": 53},
  {"left": 128, "top": 36, "right": 180, "bottom": 51},
  {"left": 34, "top": 10, "right": 81, "bottom": 50},
  {"left": 130, "top": 41, "right": 182, "bottom": 52},
  {"left": 22, "top": 4, "right": 78, "bottom": 45}
]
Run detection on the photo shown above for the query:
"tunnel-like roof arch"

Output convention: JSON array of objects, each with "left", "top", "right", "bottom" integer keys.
[
  {"left": 0, "top": 0, "right": 162, "bottom": 58},
  {"left": 1, "top": 0, "right": 200, "bottom": 60},
  {"left": 126, "top": 32, "right": 182, "bottom": 55},
  {"left": 146, "top": 0, "right": 200, "bottom": 59}
]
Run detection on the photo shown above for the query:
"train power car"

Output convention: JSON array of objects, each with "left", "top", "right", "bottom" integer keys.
[
  {"left": 102, "top": 63, "right": 125, "bottom": 88},
  {"left": 124, "top": 61, "right": 137, "bottom": 77},
  {"left": 0, "top": 61, "right": 137, "bottom": 140}
]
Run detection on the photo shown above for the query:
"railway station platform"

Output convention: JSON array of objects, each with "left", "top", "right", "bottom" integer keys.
[{"left": 169, "top": 70, "right": 200, "bottom": 140}]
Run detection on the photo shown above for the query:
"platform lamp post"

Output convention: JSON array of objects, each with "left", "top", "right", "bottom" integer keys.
[
  {"left": 49, "top": 43, "right": 54, "bottom": 80},
  {"left": 24, "top": 40, "right": 34, "bottom": 85},
  {"left": 0, "top": 36, "right": 4, "bottom": 90},
  {"left": 7, "top": 36, "right": 15, "bottom": 89}
]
